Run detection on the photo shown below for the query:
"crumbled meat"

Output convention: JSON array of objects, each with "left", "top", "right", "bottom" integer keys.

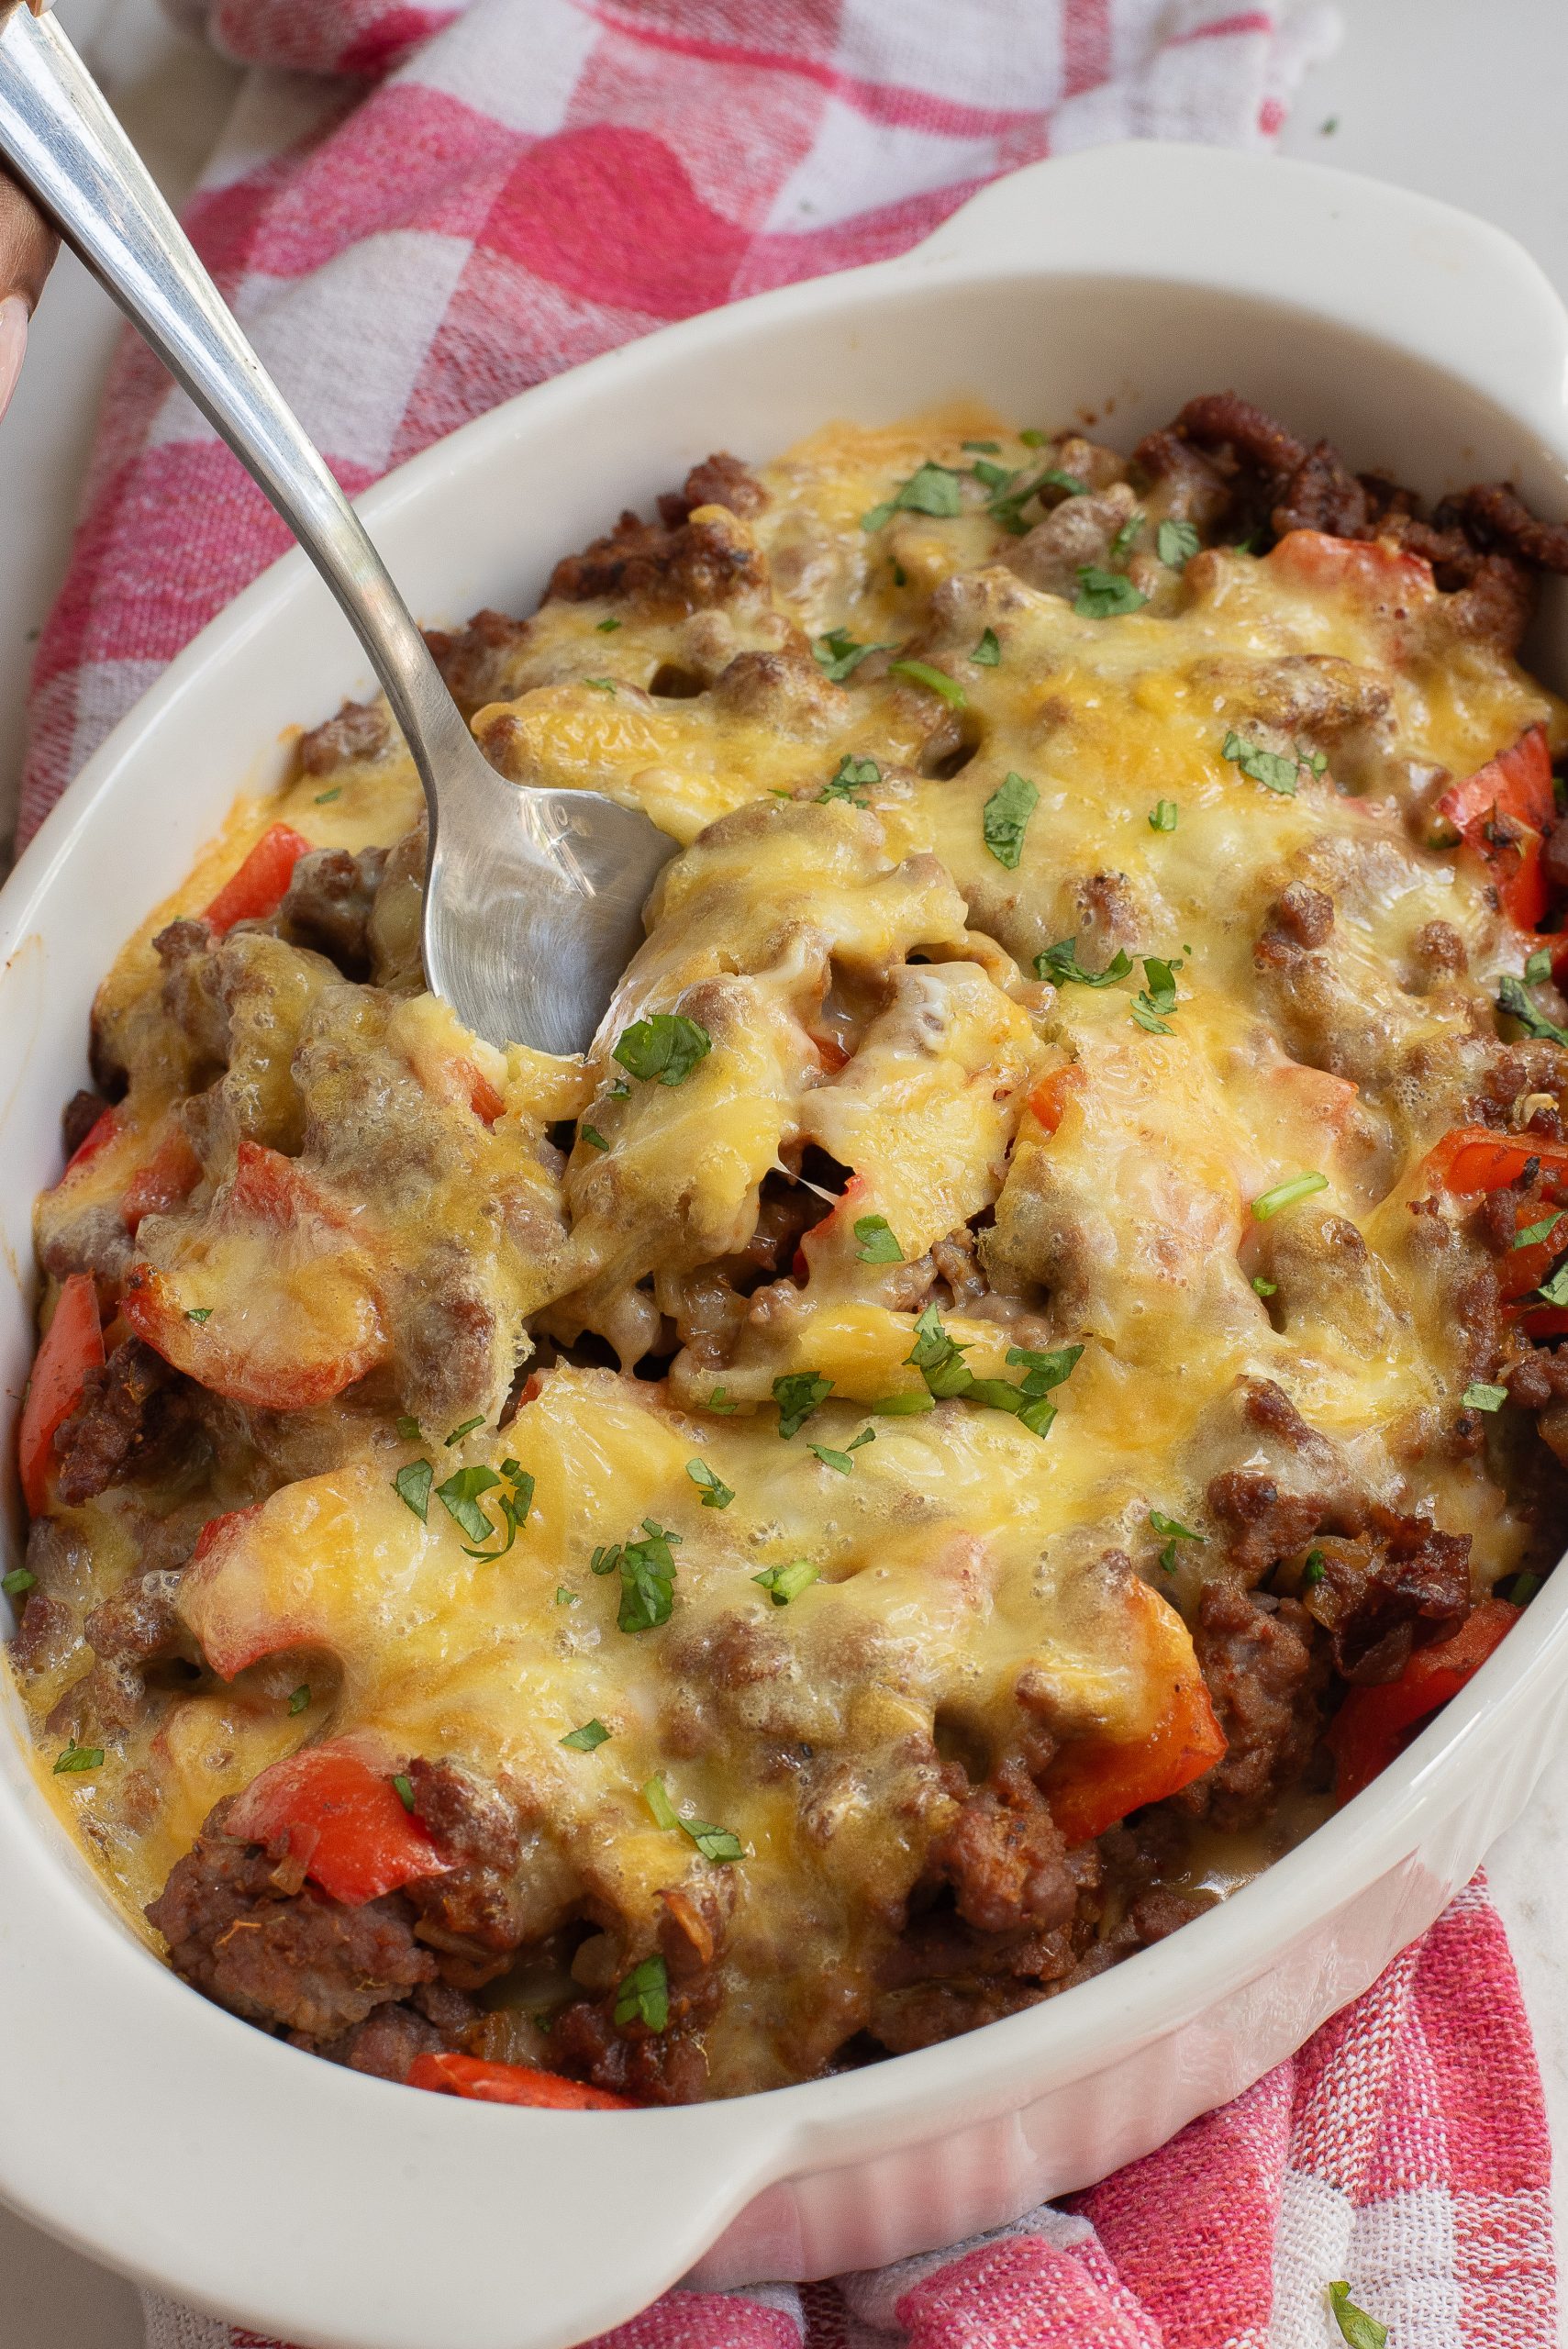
[
  {"left": 1257, "top": 881, "right": 1334, "bottom": 963},
  {"left": 1301, "top": 1512, "right": 1471, "bottom": 1683},
  {"left": 1005, "top": 484, "right": 1138, "bottom": 598},
  {"left": 297, "top": 698, "right": 391, "bottom": 776},
  {"left": 277, "top": 845, "right": 387, "bottom": 976},
  {"left": 1410, "top": 919, "right": 1467, "bottom": 984},
  {"left": 402, "top": 1755, "right": 528, "bottom": 1973},
  {"left": 61, "top": 1089, "right": 110, "bottom": 1160},
  {"left": 1179, "top": 1585, "right": 1321, "bottom": 1829},
  {"left": 53, "top": 1339, "right": 199, "bottom": 1505},
  {"left": 1206, "top": 1470, "right": 1323, "bottom": 1582},
  {"left": 38, "top": 1201, "right": 133, "bottom": 1291},
  {"left": 147, "top": 1803, "right": 438, "bottom": 2041},
  {"left": 425, "top": 609, "right": 533, "bottom": 716},
  {"left": 545, "top": 502, "right": 766, "bottom": 614},
  {"left": 656, "top": 451, "right": 768, "bottom": 525},
  {"left": 707, "top": 648, "right": 845, "bottom": 738},
  {"left": 925, "top": 1759, "right": 1078, "bottom": 1934}
]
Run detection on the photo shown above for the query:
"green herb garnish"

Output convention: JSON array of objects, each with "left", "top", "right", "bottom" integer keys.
[
  {"left": 606, "top": 1520, "right": 682, "bottom": 1632},
  {"left": 1514, "top": 1212, "right": 1564, "bottom": 1249},
  {"left": 1252, "top": 1171, "right": 1329, "bottom": 1220},
  {"left": 871, "top": 1390, "right": 937, "bottom": 1415},
  {"left": 1302, "top": 1549, "right": 1327, "bottom": 1587},
  {"left": 584, "top": 676, "right": 617, "bottom": 693},
  {"left": 1462, "top": 1382, "right": 1507, "bottom": 1412},
  {"left": 185, "top": 1307, "right": 213, "bottom": 1325},
  {"left": 53, "top": 1739, "right": 104, "bottom": 1776},
  {"left": 436, "top": 1460, "right": 535, "bottom": 1559},
  {"left": 1328, "top": 2282, "right": 1386, "bottom": 2349},
  {"left": 643, "top": 1774, "right": 679, "bottom": 1830},
  {"left": 887, "top": 658, "right": 966, "bottom": 707},
  {"left": 445, "top": 1415, "right": 484, "bottom": 1445},
  {"left": 906, "top": 1303, "right": 973, "bottom": 1397},
  {"left": 1525, "top": 946, "right": 1553, "bottom": 984},
  {"left": 1251, "top": 1274, "right": 1278, "bottom": 1297},
  {"left": 614, "top": 1953, "right": 669, "bottom": 2031},
  {"left": 860, "top": 462, "right": 963, "bottom": 531},
  {"left": 1497, "top": 973, "right": 1568, "bottom": 1045},
  {"left": 1149, "top": 1509, "right": 1205, "bottom": 1573},
  {"left": 707, "top": 1386, "right": 737, "bottom": 1414},
  {"left": 685, "top": 1458, "right": 734, "bottom": 1509},
  {"left": 561, "top": 1718, "right": 610, "bottom": 1751},
  {"left": 3, "top": 1567, "right": 36, "bottom": 1598},
  {"left": 595, "top": 616, "right": 622, "bottom": 633},
  {"left": 288, "top": 1684, "right": 310, "bottom": 1715},
  {"left": 854, "top": 1213, "right": 905, "bottom": 1264},
  {"left": 813, "top": 629, "right": 894, "bottom": 683},
  {"left": 395, "top": 1414, "right": 422, "bottom": 1442},
  {"left": 819, "top": 753, "right": 881, "bottom": 806},
  {"left": 809, "top": 1430, "right": 874, "bottom": 1475},
  {"left": 773, "top": 1371, "right": 833, "bottom": 1438},
  {"left": 613, "top": 1012, "right": 712, "bottom": 1086},
  {"left": 684, "top": 1820, "right": 744, "bottom": 1863},
  {"left": 1157, "top": 518, "right": 1201, "bottom": 568},
  {"left": 753, "top": 1558, "right": 820, "bottom": 1607},
  {"left": 972, "top": 627, "right": 1001, "bottom": 665},
  {"left": 1222, "top": 730, "right": 1301, "bottom": 796},
  {"left": 1073, "top": 566, "right": 1147, "bottom": 618},
  {"left": 392, "top": 1773, "right": 415, "bottom": 1812},
  {"left": 1149, "top": 799, "right": 1178, "bottom": 832},
  {"left": 1035, "top": 937, "right": 1133, "bottom": 989},
  {"left": 394, "top": 1460, "right": 433, "bottom": 1521},
  {"left": 1130, "top": 953, "right": 1182, "bottom": 1035},
  {"left": 1108, "top": 509, "right": 1143, "bottom": 564},
  {"left": 313, "top": 786, "right": 342, "bottom": 804},
  {"left": 581, "top": 1124, "right": 609, "bottom": 1152},
  {"left": 556, "top": 1586, "right": 577, "bottom": 1606},
  {"left": 983, "top": 771, "right": 1039, "bottom": 870}
]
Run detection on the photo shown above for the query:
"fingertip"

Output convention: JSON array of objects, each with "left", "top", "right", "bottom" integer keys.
[{"left": 0, "top": 291, "right": 28, "bottom": 424}]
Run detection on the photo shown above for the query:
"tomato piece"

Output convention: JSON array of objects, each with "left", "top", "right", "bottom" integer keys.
[
  {"left": 1517, "top": 1306, "right": 1568, "bottom": 1340},
  {"left": 1027, "top": 1066, "right": 1080, "bottom": 1135},
  {"left": 462, "top": 1063, "right": 507, "bottom": 1127},
  {"left": 60, "top": 1106, "right": 123, "bottom": 1182},
  {"left": 125, "top": 1138, "right": 384, "bottom": 1410},
  {"left": 1265, "top": 530, "right": 1436, "bottom": 605},
  {"left": 17, "top": 1274, "right": 105, "bottom": 1517},
  {"left": 1327, "top": 1598, "right": 1519, "bottom": 1803},
  {"left": 226, "top": 1744, "right": 450, "bottom": 1905},
  {"left": 1422, "top": 1124, "right": 1568, "bottom": 1197},
  {"left": 202, "top": 824, "right": 312, "bottom": 938},
  {"left": 120, "top": 1129, "right": 203, "bottom": 1234},
  {"left": 406, "top": 2053, "right": 636, "bottom": 2110},
  {"left": 1435, "top": 725, "right": 1555, "bottom": 930},
  {"left": 1046, "top": 1672, "right": 1225, "bottom": 1844}
]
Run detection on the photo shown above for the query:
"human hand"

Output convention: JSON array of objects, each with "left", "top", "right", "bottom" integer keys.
[{"left": 0, "top": 6, "right": 60, "bottom": 422}]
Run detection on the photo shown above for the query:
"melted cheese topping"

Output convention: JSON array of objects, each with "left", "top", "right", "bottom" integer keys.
[{"left": 17, "top": 406, "right": 1564, "bottom": 2097}]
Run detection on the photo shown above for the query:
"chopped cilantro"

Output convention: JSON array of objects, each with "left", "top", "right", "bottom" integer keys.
[
  {"left": 1328, "top": 2282, "right": 1386, "bottom": 2349},
  {"left": 610, "top": 1521, "right": 681, "bottom": 1632},
  {"left": 1514, "top": 1211, "right": 1565, "bottom": 1249},
  {"left": 394, "top": 1459, "right": 433, "bottom": 1521},
  {"left": 1130, "top": 953, "right": 1182, "bottom": 1035},
  {"left": 1497, "top": 972, "right": 1568, "bottom": 1045},
  {"left": 814, "top": 629, "right": 894, "bottom": 683},
  {"left": 53, "top": 1739, "right": 104, "bottom": 1775},
  {"left": 906, "top": 1304, "right": 973, "bottom": 1398},
  {"left": 614, "top": 1953, "right": 669, "bottom": 2031},
  {"left": 1462, "top": 1382, "right": 1507, "bottom": 1412},
  {"left": 983, "top": 771, "right": 1039, "bottom": 870},
  {"left": 971, "top": 627, "right": 1001, "bottom": 665},
  {"left": 3, "top": 1566, "right": 37, "bottom": 1598},
  {"left": 860, "top": 461, "right": 963, "bottom": 531},
  {"left": 1006, "top": 1343, "right": 1083, "bottom": 1397},
  {"left": 1251, "top": 1274, "right": 1278, "bottom": 1297},
  {"left": 1252, "top": 1171, "right": 1329, "bottom": 1220},
  {"left": 1108, "top": 509, "right": 1143, "bottom": 564},
  {"left": 707, "top": 1386, "right": 737, "bottom": 1414},
  {"left": 392, "top": 1773, "right": 415, "bottom": 1812},
  {"left": 809, "top": 1431, "right": 874, "bottom": 1475},
  {"left": 1506, "top": 1569, "right": 1542, "bottom": 1606},
  {"left": 185, "top": 1307, "right": 213, "bottom": 1325},
  {"left": 819, "top": 753, "right": 881, "bottom": 806},
  {"left": 643, "top": 1775, "right": 679, "bottom": 1830},
  {"left": 581, "top": 1124, "right": 609, "bottom": 1152},
  {"left": 395, "top": 1414, "right": 422, "bottom": 1442},
  {"left": 1018, "top": 428, "right": 1047, "bottom": 447},
  {"left": 445, "top": 1416, "right": 484, "bottom": 1445},
  {"left": 1035, "top": 936, "right": 1133, "bottom": 989},
  {"left": 754, "top": 1558, "right": 820, "bottom": 1606},
  {"left": 609, "top": 1079, "right": 630, "bottom": 1099},
  {"left": 584, "top": 676, "right": 617, "bottom": 693},
  {"left": 962, "top": 439, "right": 1002, "bottom": 454},
  {"left": 854, "top": 1213, "right": 905, "bottom": 1264},
  {"left": 1149, "top": 1509, "right": 1205, "bottom": 1573},
  {"left": 595, "top": 616, "right": 622, "bottom": 633},
  {"left": 1539, "top": 1260, "right": 1568, "bottom": 1307},
  {"left": 1222, "top": 730, "right": 1302, "bottom": 796},
  {"left": 313, "top": 785, "right": 342, "bottom": 804},
  {"left": 685, "top": 1458, "right": 734, "bottom": 1509},
  {"left": 1149, "top": 799, "right": 1178, "bottom": 831},
  {"left": 987, "top": 465, "right": 1085, "bottom": 534},
  {"left": 561, "top": 1718, "right": 610, "bottom": 1751},
  {"left": 1157, "top": 518, "right": 1201, "bottom": 569},
  {"left": 288, "top": 1684, "right": 310, "bottom": 1715},
  {"left": 613, "top": 1011, "right": 712, "bottom": 1085},
  {"left": 1525, "top": 946, "right": 1553, "bottom": 984},
  {"left": 684, "top": 1820, "right": 744, "bottom": 1863},
  {"left": 1302, "top": 1549, "right": 1327, "bottom": 1586},
  {"left": 773, "top": 1370, "right": 833, "bottom": 1438},
  {"left": 555, "top": 1586, "right": 577, "bottom": 1606},
  {"left": 887, "top": 658, "right": 966, "bottom": 707},
  {"left": 436, "top": 1461, "right": 534, "bottom": 1558},
  {"left": 1073, "top": 566, "right": 1147, "bottom": 618},
  {"left": 871, "top": 1390, "right": 936, "bottom": 1415}
]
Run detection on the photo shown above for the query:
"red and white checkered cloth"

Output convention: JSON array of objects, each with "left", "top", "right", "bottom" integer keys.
[
  {"left": 17, "top": 0, "right": 1342, "bottom": 845},
  {"left": 142, "top": 1878, "right": 1555, "bottom": 2349},
  {"left": 24, "top": 4, "right": 1551, "bottom": 2343}
]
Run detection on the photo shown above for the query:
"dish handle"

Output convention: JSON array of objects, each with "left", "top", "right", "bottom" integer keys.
[{"left": 909, "top": 144, "right": 1568, "bottom": 451}]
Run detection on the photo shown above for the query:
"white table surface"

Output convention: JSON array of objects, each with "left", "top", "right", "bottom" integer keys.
[{"left": 2, "top": 4, "right": 1566, "bottom": 2342}]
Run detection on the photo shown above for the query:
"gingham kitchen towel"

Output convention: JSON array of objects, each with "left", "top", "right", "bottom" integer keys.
[
  {"left": 15, "top": 0, "right": 1341, "bottom": 846},
  {"left": 142, "top": 1876, "right": 1555, "bottom": 2349}
]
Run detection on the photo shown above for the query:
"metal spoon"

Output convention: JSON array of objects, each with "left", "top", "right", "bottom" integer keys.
[{"left": 0, "top": 4, "right": 675, "bottom": 1055}]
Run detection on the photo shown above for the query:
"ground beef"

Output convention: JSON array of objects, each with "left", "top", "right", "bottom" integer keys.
[
  {"left": 317, "top": 1981, "right": 477, "bottom": 2081},
  {"left": 297, "top": 698, "right": 392, "bottom": 776},
  {"left": 1301, "top": 1512, "right": 1472, "bottom": 1683},
  {"left": 53, "top": 1338, "right": 198, "bottom": 1505},
  {"left": 61, "top": 1089, "right": 110, "bottom": 1160},
  {"left": 924, "top": 1759, "right": 1079, "bottom": 1935},
  {"left": 1256, "top": 881, "right": 1334, "bottom": 964},
  {"left": 708, "top": 647, "right": 844, "bottom": 738},
  {"left": 147, "top": 1803, "right": 439, "bottom": 2041},
  {"left": 425, "top": 608, "right": 533, "bottom": 716},
  {"left": 277, "top": 845, "right": 387, "bottom": 977},
  {"left": 402, "top": 1756, "right": 528, "bottom": 1976},
  {"left": 1179, "top": 1585, "right": 1322, "bottom": 1830},
  {"left": 656, "top": 451, "right": 768, "bottom": 525},
  {"left": 547, "top": 1982, "right": 716, "bottom": 2105},
  {"left": 1206, "top": 1469, "right": 1323, "bottom": 1583},
  {"left": 37, "top": 1201, "right": 133, "bottom": 1292},
  {"left": 546, "top": 501, "right": 766, "bottom": 613}
]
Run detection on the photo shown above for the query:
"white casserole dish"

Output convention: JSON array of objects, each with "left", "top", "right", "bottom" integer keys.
[{"left": 4, "top": 140, "right": 1568, "bottom": 2349}]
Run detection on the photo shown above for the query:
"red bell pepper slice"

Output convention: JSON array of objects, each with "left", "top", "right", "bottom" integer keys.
[
  {"left": 60, "top": 1106, "right": 123, "bottom": 1182},
  {"left": 1327, "top": 1598, "right": 1519, "bottom": 1803},
  {"left": 1265, "top": 530, "right": 1436, "bottom": 604},
  {"left": 1045, "top": 1671, "right": 1226, "bottom": 1845},
  {"left": 17, "top": 1274, "right": 105, "bottom": 1516},
  {"left": 202, "top": 824, "right": 312, "bottom": 938},
  {"left": 120, "top": 1129, "right": 203, "bottom": 1234},
  {"left": 1434, "top": 725, "right": 1554, "bottom": 930},
  {"left": 226, "top": 1745, "right": 450, "bottom": 1906},
  {"left": 406, "top": 2053, "right": 636, "bottom": 2110},
  {"left": 1422, "top": 1124, "right": 1568, "bottom": 1198}
]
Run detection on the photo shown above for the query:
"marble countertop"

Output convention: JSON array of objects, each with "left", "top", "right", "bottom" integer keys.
[{"left": 2, "top": 3, "right": 1565, "bottom": 2341}]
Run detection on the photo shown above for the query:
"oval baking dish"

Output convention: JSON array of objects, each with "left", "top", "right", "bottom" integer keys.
[{"left": 5, "top": 142, "right": 1568, "bottom": 2349}]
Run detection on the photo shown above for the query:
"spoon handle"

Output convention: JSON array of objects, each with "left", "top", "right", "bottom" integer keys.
[{"left": 0, "top": 4, "right": 470, "bottom": 788}]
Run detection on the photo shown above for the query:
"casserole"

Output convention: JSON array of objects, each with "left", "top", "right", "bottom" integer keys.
[{"left": 5, "top": 138, "right": 1568, "bottom": 2348}]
